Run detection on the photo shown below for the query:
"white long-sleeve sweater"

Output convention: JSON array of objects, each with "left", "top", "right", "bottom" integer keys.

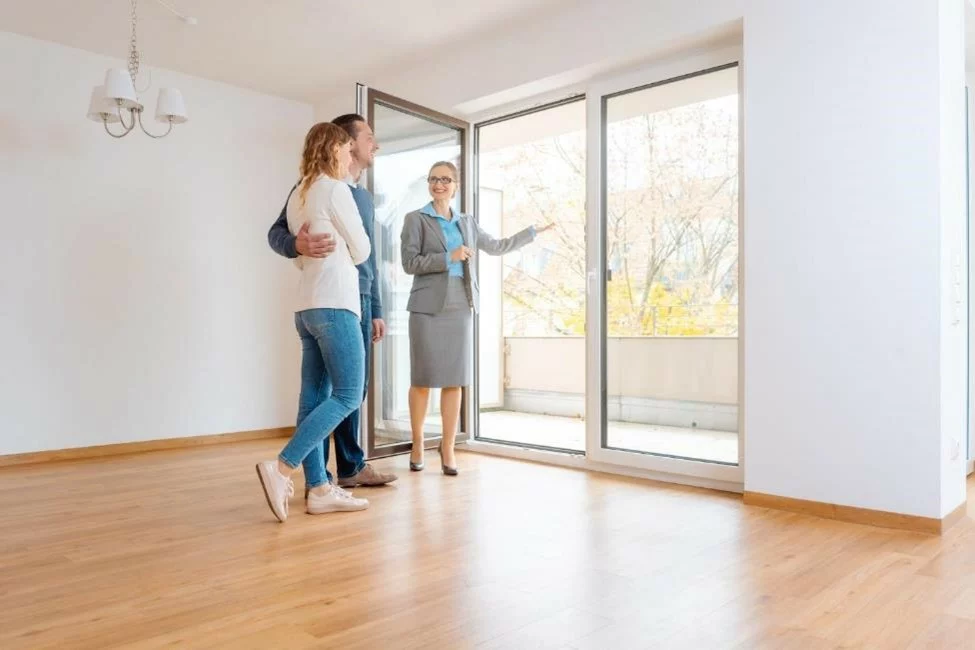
[{"left": 286, "top": 175, "right": 371, "bottom": 318}]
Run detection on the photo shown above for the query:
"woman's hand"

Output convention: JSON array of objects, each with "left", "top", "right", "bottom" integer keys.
[
  {"left": 535, "top": 222, "right": 556, "bottom": 235},
  {"left": 450, "top": 246, "right": 474, "bottom": 263}
]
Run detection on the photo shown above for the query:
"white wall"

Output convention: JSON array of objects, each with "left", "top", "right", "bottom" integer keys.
[
  {"left": 314, "top": 94, "right": 358, "bottom": 123},
  {"left": 968, "top": 51, "right": 975, "bottom": 476},
  {"left": 328, "top": 0, "right": 968, "bottom": 518},
  {"left": 0, "top": 32, "right": 313, "bottom": 455},
  {"left": 939, "top": 0, "right": 970, "bottom": 516},
  {"left": 743, "top": 0, "right": 966, "bottom": 518}
]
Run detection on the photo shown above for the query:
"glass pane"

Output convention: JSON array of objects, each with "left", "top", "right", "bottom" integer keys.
[
  {"left": 371, "top": 102, "right": 462, "bottom": 450},
  {"left": 604, "top": 66, "right": 740, "bottom": 464},
  {"left": 476, "top": 100, "right": 587, "bottom": 451}
]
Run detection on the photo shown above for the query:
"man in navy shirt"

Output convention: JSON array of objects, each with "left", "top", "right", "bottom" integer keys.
[{"left": 268, "top": 114, "right": 396, "bottom": 491}]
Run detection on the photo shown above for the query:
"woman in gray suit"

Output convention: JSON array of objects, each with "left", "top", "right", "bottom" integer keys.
[{"left": 400, "top": 161, "right": 551, "bottom": 474}]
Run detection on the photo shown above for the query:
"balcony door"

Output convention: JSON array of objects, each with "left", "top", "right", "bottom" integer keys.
[
  {"left": 357, "top": 85, "right": 472, "bottom": 459},
  {"left": 585, "top": 54, "right": 744, "bottom": 486},
  {"left": 472, "top": 99, "right": 588, "bottom": 453},
  {"left": 357, "top": 52, "right": 746, "bottom": 487}
]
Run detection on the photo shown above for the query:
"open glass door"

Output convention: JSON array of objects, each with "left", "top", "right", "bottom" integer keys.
[{"left": 358, "top": 85, "right": 472, "bottom": 459}]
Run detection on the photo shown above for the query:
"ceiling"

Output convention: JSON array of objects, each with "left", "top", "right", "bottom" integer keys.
[
  {"left": 11, "top": 2, "right": 970, "bottom": 105},
  {"left": 0, "top": 0, "right": 571, "bottom": 104}
]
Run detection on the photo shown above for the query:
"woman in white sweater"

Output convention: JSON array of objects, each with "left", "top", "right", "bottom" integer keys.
[{"left": 257, "top": 122, "right": 372, "bottom": 522}]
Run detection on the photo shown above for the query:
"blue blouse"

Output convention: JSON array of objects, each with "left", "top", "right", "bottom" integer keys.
[{"left": 420, "top": 202, "right": 465, "bottom": 277}]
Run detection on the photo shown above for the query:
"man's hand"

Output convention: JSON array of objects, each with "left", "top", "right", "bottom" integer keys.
[
  {"left": 296, "top": 222, "right": 336, "bottom": 258},
  {"left": 372, "top": 319, "right": 386, "bottom": 343}
]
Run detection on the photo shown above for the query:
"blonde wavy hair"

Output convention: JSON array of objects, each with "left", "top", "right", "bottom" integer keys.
[{"left": 297, "top": 122, "right": 352, "bottom": 206}]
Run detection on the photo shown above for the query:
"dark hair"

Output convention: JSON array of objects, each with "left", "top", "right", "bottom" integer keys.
[{"left": 332, "top": 113, "right": 367, "bottom": 139}]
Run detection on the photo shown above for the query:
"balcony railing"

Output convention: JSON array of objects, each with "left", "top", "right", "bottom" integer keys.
[
  {"left": 501, "top": 304, "right": 739, "bottom": 337},
  {"left": 479, "top": 335, "right": 739, "bottom": 433}
]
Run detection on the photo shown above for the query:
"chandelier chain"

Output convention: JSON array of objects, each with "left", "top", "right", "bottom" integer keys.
[{"left": 128, "top": 0, "right": 140, "bottom": 87}]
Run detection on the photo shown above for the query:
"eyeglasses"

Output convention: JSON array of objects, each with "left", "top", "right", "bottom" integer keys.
[{"left": 428, "top": 176, "right": 455, "bottom": 186}]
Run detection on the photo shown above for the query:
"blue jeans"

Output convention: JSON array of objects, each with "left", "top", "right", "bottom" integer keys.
[
  {"left": 320, "top": 295, "right": 372, "bottom": 481},
  {"left": 279, "top": 308, "right": 364, "bottom": 489}
]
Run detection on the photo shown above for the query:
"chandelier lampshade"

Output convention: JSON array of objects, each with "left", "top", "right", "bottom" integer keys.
[
  {"left": 155, "top": 88, "right": 188, "bottom": 124},
  {"left": 87, "top": 0, "right": 192, "bottom": 139}
]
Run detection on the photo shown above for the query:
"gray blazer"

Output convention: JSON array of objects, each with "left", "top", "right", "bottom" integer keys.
[{"left": 401, "top": 209, "right": 536, "bottom": 314}]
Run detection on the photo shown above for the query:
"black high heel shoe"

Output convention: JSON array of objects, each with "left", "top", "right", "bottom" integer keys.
[{"left": 438, "top": 441, "right": 458, "bottom": 476}]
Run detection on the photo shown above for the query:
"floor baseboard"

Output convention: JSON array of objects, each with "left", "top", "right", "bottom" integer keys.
[
  {"left": 743, "top": 491, "right": 967, "bottom": 535},
  {"left": 0, "top": 427, "right": 294, "bottom": 468}
]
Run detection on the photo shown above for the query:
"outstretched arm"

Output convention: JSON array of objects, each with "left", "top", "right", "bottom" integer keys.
[{"left": 475, "top": 221, "right": 537, "bottom": 256}]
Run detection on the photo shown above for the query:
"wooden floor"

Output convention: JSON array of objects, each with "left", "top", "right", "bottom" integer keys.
[{"left": 2, "top": 441, "right": 975, "bottom": 650}]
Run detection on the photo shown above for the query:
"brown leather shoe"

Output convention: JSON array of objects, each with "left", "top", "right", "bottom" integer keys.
[{"left": 337, "top": 463, "right": 398, "bottom": 488}]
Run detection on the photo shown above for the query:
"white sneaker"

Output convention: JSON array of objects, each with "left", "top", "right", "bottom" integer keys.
[
  {"left": 256, "top": 460, "right": 295, "bottom": 522},
  {"left": 306, "top": 484, "right": 369, "bottom": 514}
]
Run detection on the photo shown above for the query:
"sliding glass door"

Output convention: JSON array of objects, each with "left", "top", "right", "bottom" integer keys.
[
  {"left": 464, "top": 53, "right": 744, "bottom": 483},
  {"left": 585, "top": 55, "right": 743, "bottom": 483},
  {"left": 473, "top": 98, "right": 587, "bottom": 453}
]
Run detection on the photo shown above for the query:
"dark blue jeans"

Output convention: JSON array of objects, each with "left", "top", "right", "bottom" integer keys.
[
  {"left": 320, "top": 295, "right": 372, "bottom": 482},
  {"left": 280, "top": 308, "right": 365, "bottom": 488}
]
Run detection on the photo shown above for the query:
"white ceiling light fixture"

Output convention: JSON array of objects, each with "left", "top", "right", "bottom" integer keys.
[{"left": 86, "top": 0, "right": 193, "bottom": 139}]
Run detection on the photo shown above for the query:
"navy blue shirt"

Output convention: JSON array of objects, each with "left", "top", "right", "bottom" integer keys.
[{"left": 267, "top": 181, "right": 382, "bottom": 318}]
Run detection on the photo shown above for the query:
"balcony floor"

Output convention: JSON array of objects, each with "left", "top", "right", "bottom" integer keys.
[{"left": 478, "top": 410, "right": 738, "bottom": 464}]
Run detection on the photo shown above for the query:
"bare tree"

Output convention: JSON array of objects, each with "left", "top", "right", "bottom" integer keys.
[{"left": 483, "top": 94, "right": 739, "bottom": 337}]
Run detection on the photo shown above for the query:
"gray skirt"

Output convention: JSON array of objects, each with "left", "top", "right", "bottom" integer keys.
[{"left": 409, "top": 276, "right": 472, "bottom": 388}]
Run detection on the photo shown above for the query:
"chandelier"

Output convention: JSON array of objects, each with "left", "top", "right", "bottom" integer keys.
[{"left": 86, "top": 0, "right": 190, "bottom": 138}]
